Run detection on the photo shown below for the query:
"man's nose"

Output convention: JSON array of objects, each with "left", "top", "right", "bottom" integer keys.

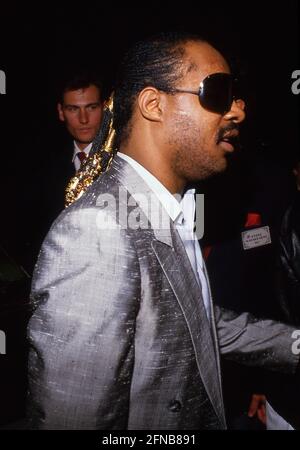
[
  {"left": 224, "top": 99, "right": 246, "bottom": 124},
  {"left": 78, "top": 108, "right": 89, "bottom": 124}
]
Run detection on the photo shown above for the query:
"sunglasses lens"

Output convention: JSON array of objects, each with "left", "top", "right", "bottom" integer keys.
[{"left": 199, "top": 73, "right": 233, "bottom": 114}]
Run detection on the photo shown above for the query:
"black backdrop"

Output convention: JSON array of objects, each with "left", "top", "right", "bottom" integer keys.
[
  {"left": 0, "top": 1, "right": 299, "bottom": 271},
  {"left": 0, "top": 0, "right": 299, "bottom": 428}
]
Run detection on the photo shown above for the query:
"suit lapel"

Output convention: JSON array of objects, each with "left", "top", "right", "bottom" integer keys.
[
  {"left": 152, "top": 227, "right": 226, "bottom": 428},
  {"left": 109, "top": 155, "right": 173, "bottom": 247},
  {"left": 202, "top": 260, "right": 224, "bottom": 409},
  {"left": 108, "top": 156, "right": 226, "bottom": 426}
]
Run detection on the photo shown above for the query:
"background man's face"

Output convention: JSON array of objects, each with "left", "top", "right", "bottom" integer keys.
[{"left": 58, "top": 84, "right": 103, "bottom": 147}]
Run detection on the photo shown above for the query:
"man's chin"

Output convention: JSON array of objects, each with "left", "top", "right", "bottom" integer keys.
[
  {"left": 76, "top": 136, "right": 94, "bottom": 145},
  {"left": 217, "top": 156, "right": 228, "bottom": 173},
  {"left": 192, "top": 158, "right": 228, "bottom": 182}
]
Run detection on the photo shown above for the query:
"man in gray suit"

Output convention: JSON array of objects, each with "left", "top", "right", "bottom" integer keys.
[{"left": 27, "top": 32, "right": 300, "bottom": 430}]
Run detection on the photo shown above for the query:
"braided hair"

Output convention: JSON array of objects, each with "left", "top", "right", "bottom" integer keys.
[{"left": 113, "top": 31, "right": 205, "bottom": 147}]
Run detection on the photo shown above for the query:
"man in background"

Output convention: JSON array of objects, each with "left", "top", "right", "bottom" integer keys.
[
  {"left": 43, "top": 71, "right": 104, "bottom": 233},
  {"left": 57, "top": 72, "right": 104, "bottom": 172},
  {"left": 26, "top": 71, "right": 105, "bottom": 275},
  {"left": 265, "top": 156, "right": 300, "bottom": 429}
]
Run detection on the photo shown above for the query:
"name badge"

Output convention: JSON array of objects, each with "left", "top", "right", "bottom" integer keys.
[{"left": 241, "top": 226, "right": 272, "bottom": 250}]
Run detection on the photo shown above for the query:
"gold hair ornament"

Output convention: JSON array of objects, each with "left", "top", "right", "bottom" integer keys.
[{"left": 65, "top": 94, "right": 116, "bottom": 207}]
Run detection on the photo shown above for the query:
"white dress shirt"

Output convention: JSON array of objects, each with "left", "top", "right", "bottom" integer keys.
[
  {"left": 72, "top": 141, "right": 93, "bottom": 171},
  {"left": 266, "top": 401, "right": 294, "bottom": 430},
  {"left": 118, "top": 152, "right": 211, "bottom": 321}
]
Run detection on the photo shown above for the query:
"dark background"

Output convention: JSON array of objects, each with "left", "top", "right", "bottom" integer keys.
[
  {"left": 0, "top": 2, "right": 299, "bottom": 273},
  {"left": 0, "top": 2, "right": 299, "bottom": 426}
]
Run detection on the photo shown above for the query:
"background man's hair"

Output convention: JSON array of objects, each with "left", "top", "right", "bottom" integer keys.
[
  {"left": 113, "top": 31, "right": 206, "bottom": 146},
  {"left": 58, "top": 69, "right": 103, "bottom": 104}
]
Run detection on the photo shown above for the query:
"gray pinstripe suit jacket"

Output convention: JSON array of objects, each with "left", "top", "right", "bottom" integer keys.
[{"left": 27, "top": 155, "right": 299, "bottom": 429}]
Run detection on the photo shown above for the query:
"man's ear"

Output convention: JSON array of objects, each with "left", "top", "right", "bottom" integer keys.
[
  {"left": 57, "top": 103, "right": 65, "bottom": 122},
  {"left": 235, "top": 98, "right": 246, "bottom": 110},
  {"left": 137, "top": 87, "right": 164, "bottom": 122}
]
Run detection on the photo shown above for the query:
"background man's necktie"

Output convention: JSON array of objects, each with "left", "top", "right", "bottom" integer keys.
[{"left": 76, "top": 151, "right": 87, "bottom": 166}]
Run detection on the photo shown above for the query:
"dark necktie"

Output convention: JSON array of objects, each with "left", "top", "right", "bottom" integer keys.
[{"left": 77, "top": 151, "right": 87, "bottom": 166}]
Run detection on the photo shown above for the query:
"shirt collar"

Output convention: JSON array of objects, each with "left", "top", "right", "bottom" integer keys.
[
  {"left": 72, "top": 141, "right": 93, "bottom": 163},
  {"left": 117, "top": 152, "right": 195, "bottom": 224}
]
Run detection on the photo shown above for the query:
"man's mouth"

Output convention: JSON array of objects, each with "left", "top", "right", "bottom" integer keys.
[{"left": 217, "top": 131, "right": 239, "bottom": 153}]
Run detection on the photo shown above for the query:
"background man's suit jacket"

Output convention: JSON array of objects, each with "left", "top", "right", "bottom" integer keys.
[
  {"left": 27, "top": 156, "right": 299, "bottom": 430},
  {"left": 9, "top": 141, "right": 76, "bottom": 276}
]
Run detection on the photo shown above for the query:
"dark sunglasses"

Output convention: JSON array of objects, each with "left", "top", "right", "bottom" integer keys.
[{"left": 170, "top": 72, "right": 238, "bottom": 115}]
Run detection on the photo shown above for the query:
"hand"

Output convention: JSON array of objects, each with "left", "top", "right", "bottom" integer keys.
[{"left": 248, "top": 394, "right": 266, "bottom": 425}]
